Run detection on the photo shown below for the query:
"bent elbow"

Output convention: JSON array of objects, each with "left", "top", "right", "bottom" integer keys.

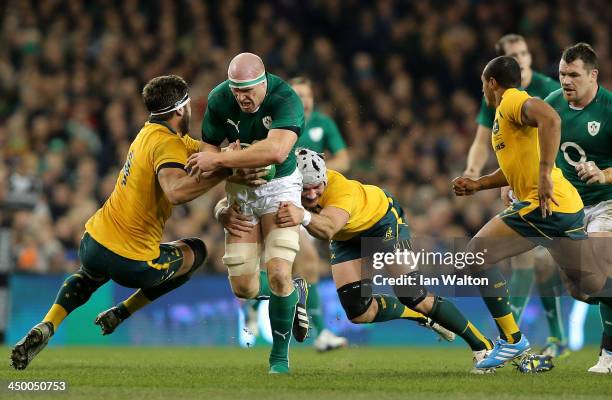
[
  {"left": 166, "top": 191, "right": 186, "bottom": 206},
  {"left": 271, "top": 146, "right": 289, "bottom": 164}
]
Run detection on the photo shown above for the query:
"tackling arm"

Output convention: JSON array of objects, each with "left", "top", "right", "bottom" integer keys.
[
  {"left": 158, "top": 167, "right": 230, "bottom": 205},
  {"left": 304, "top": 206, "right": 350, "bottom": 241},
  {"left": 213, "top": 129, "right": 297, "bottom": 168}
]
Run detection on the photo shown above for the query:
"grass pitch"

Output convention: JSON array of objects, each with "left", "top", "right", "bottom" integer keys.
[{"left": 1, "top": 346, "right": 611, "bottom": 400}]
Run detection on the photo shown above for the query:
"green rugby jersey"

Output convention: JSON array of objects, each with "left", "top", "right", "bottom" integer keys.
[
  {"left": 545, "top": 86, "right": 612, "bottom": 206},
  {"left": 296, "top": 110, "right": 347, "bottom": 154},
  {"left": 476, "top": 71, "right": 560, "bottom": 128},
  {"left": 201, "top": 73, "right": 305, "bottom": 178}
]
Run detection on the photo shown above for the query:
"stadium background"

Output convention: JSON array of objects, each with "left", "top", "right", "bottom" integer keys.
[{"left": 0, "top": 0, "right": 610, "bottom": 347}]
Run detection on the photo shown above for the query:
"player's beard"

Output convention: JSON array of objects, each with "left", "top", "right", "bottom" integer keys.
[{"left": 179, "top": 112, "right": 190, "bottom": 135}]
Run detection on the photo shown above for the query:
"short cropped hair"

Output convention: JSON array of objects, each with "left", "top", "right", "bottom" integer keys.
[
  {"left": 562, "top": 43, "right": 598, "bottom": 71},
  {"left": 142, "top": 75, "right": 188, "bottom": 120},
  {"left": 495, "top": 34, "right": 526, "bottom": 56},
  {"left": 483, "top": 56, "right": 521, "bottom": 89}
]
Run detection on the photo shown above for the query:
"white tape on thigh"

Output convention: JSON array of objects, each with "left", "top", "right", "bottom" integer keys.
[
  {"left": 264, "top": 228, "right": 300, "bottom": 263},
  {"left": 223, "top": 243, "right": 261, "bottom": 276}
]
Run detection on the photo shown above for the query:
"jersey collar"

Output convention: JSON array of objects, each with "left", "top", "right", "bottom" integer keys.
[{"left": 148, "top": 119, "right": 178, "bottom": 135}]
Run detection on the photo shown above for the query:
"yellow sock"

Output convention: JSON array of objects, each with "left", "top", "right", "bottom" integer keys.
[
  {"left": 494, "top": 313, "right": 521, "bottom": 344},
  {"left": 400, "top": 306, "right": 427, "bottom": 323},
  {"left": 122, "top": 290, "right": 151, "bottom": 315},
  {"left": 43, "top": 304, "right": 68, "bottom": 331}
]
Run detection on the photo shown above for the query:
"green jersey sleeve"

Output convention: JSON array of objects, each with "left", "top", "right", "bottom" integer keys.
[
  {"left": 475, "top": 97, "right": 495, "bottom": 128},
  {"left": 201, "top": 102, "right": 226, "bottom": 146},
  {"left": 268, "top": 90, "right": 305, "bottom": 133}
]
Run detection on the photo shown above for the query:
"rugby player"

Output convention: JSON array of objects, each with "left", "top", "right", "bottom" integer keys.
[
  {"left": 11, "top": 75, "right": 228, "bottom": 370},
  {"left": 453, "top": 56, "right": 611, "bottom": 370},
  {"left": 464, "top": 34, "right": 567, "bottom": 356},
  {"left": 185, "top": 53, "right": 307, "bottom": 374},
  {"left": 274, "top": 149, "right": 495, "bottom": 373},
  {"left": 544, "top": 43, "right": 612, "bottom": 373}
]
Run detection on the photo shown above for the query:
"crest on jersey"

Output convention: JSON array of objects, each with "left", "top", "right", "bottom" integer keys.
[
  {"left": 587, "top": 121, "right": 600, "bottom": 136},
  {"left": 262, "top": 116, "right": 272, "bottom": 129},
  {"left": 492, "top": 119, "right": 499, "bottom": 134},
  {"left": 308, "top": 127, "right": 324, "bottom": 142}
]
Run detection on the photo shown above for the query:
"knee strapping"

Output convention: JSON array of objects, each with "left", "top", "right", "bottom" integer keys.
[
  {"left": 58, "top": 269, "right": 108, "bottom": 310},
  {"left": 395, "top": 272, "right": 428, "bottom": 308},
  {"left": 337, "top": 279, "right": 374, "bottom": 320},
  {"left": 180, "top": 237, "right": 207, "bottom": 272},
  {"left": 264, "top": 228, "right": 300, "bottom": 263},
  {"left": 223, "top": 242, "right": 260, "bottom": 276}
]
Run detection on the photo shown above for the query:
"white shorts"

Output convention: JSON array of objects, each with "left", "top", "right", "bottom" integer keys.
[
  {"left": 584, "top": 199, "right": 612, "bottom": 233},
  {"left": 226, "top": 167, "right": 303, "bottom": 223}
]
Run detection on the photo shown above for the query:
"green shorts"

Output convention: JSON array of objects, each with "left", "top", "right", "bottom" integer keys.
[
  {"left": 499, "top": 201, "right": 587, "bottom": 247},
  {"left": 79, "top": 232, "right": 184, "bottom": 288},
  {"left": 330, "top": 193, "right": 412, "bottom": 265}
]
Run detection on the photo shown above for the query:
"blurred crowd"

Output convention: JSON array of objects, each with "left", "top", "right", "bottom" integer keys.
[{"left": 1, "top": 0, "right": 610, "bottom": 274}]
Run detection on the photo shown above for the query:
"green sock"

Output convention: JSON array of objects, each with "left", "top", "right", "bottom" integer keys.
[
  {"left": 509, "top": 268, "right": 534, "bottom": 322},
  {"left": 256, "top": 271, "right": 271, "bottom": 299},
  {"left": 472, "top": 265, "right": 522, "bottom": 343},
  {"left": 268, "top": 290, "right": 298, "bottom": 368},
  {"left": 537, "top": 272, "right": 566, "bottom": 344},
  {"left": 429, "top": 297, "right": 492, "bottom": 351},
  {"left": 373, "top": 294, "right": 407, "bottom": 322},
  {"left": 306, "top": 283, "right": 325, "bottom": 336},
  {"left": 600, "top": 303, "right": 612, "bottom": 338}
]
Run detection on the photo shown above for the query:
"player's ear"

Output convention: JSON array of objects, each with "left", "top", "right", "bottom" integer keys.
[
  {"left": 590, "top": 68, "right": 599, "bottom": 81},
  {"left": 175, "top": 106, "right": 185, "bottom": 117}
]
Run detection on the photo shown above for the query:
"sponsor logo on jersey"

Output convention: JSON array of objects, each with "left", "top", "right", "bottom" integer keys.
[
  {"left": 262, "top": 116, "right": 272, "bottom": 129},
  {"left": 226, "top": 119, "right": 240, "bottom": 133},
  {"left": 561, "top": 142, "right": 587, "bottom": 166},
  {"left": 308, "top": 127, "right": 324, "bottom": 142},
  {"left": 587, "top": 121, "right": 600, "bottom": 136}
]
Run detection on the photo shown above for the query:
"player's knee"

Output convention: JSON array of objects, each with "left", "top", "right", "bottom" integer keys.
[
  {"left": 264, "top": 228, "right": 300, "bottom": 265},
  {"left": 180, "top": 237, "right": 207, "bottom": 274},
  {"left": 394, "top": 272, "right": 428, "bottom": 309},
  {"left": 267, "top": 262, "right": 293, "bottom": 295},
  {"left": 223, "top": 242, "right": 260, "bottom": 277},
  {"left": 230, "top": 280, "right": 259, "bottom": 299},
  {"left": 467, "top": 238, "right": 498, "bottom": 266},
  {"left": 60, "top": 269, "right": 108, "bottom": 309},
  {"left": 338, "top": 279, "right": 374, "bottom": 322}
]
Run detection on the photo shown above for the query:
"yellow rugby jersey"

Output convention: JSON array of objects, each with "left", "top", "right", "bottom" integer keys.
[
  {"left": 85, "top": 121, "right": 201, "bottom": 261},
  {"left": 492, "top": 88, "right": 583, "bottom": 214},
  {"left": 318, "top": 170, "right": 388, "bottom": 241}
]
